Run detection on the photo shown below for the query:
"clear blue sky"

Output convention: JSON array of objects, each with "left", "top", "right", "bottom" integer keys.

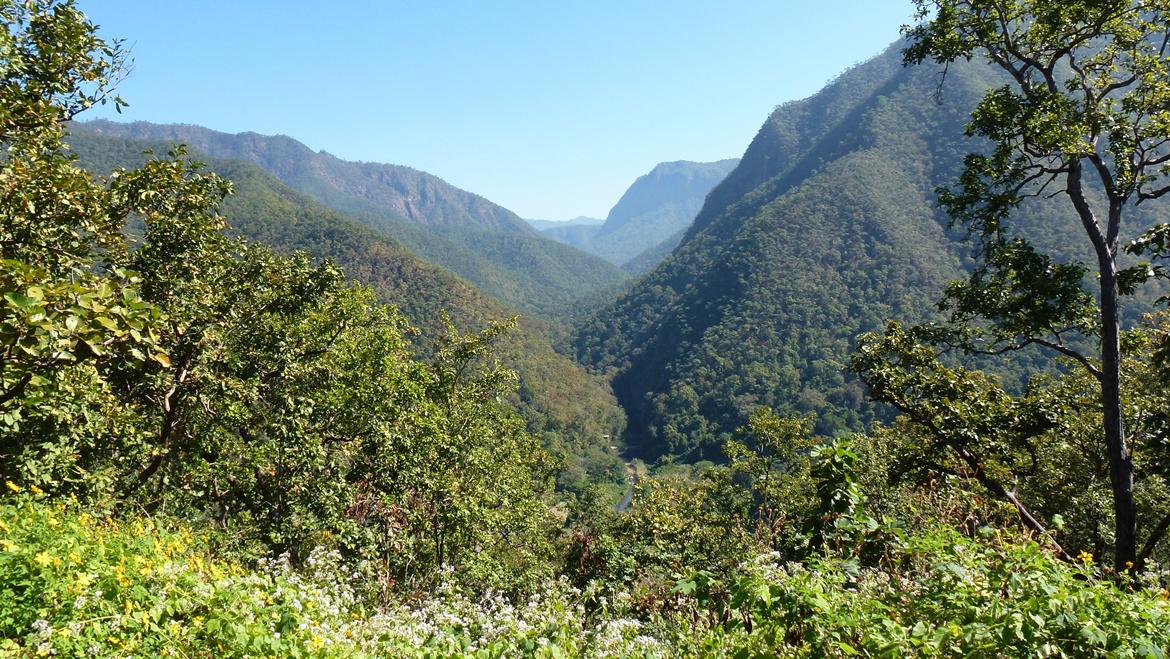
[{"left": 80, "top": 1, "right": 917, "bottom": 220}]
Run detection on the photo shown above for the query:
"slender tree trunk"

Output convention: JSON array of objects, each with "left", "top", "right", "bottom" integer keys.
[
  {"left": 1099, "top": 265, "right": 1137, "bottom": 572},
  {"left": 1068, "top": 162, "right": 1137, "bottom": 571}
]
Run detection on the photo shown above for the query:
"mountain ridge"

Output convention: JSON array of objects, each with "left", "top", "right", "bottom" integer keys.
[
  {"left": 74, "top": 120, "right": 627, "bottom": 321},
  {"left": 537, "top": 158, "right": 738, "bottom": 268},
  {"left": 572, "top": 43, "right": 1020, "bottom": 459},
  {"left": 65, "top": 128, "right": 628, "bottom": 493}
]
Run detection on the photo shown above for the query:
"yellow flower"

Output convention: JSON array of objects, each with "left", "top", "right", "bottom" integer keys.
[
  {"left": 1077, "top": 550, "right": 1094, "bottom": 564},
  {"left": 0, "top": 539, "right": 15, "bottom": 552},
  {"left": 4, "top": 481, "right": 20, "bottom": 493},
  {"left": 34, "top": 551, "right": 53, "bottom": 567},
  {"left": 28, "top": 484, "right": 43, "bottom": 495},
  {"left": 68, "top": 551, "right": 81, "bottom": 565}
]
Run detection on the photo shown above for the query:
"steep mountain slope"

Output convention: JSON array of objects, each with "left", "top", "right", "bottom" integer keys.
[
  {"left": 539, "top": 160, "right": 738, "bottom": 267},
  {"left": 74, "top": 120, "right": 627, "bottom": 320},
  {"left": 573, "top": 42, "right": 1129, "bottom": 461},
  {"left": 66, "top": 129, "right": 627, "bottom": 492},
  {"left": 622, "top": 229, "right": 687, "bottom": 276}
]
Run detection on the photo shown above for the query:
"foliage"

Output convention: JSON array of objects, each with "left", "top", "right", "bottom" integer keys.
[
  {"left": 692, "top": 529, "right": 1170, "bottom": 657},
  {"left": 0, "top": 495, "right": 600, "bottom": 658},
  {"left": 574, "top": 42, "right": 1005, "bottom": 460},
  {"left": 63, "top": 128, "right": 630, "bottom": 506},
  {"left": 0, "top": 0, "right": 561, "bottom": 600},
  {"left": 724, "top": 411, "right": 818, "bottom": 550},
  {"left": 8, "top": 2, "right": 1170, "bottom": 656},
  {"left": 900, "top": 0, "right": 1170, "bottom": 571}
]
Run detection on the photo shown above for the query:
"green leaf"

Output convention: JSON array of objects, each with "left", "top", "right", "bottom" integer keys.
[{"left": 3, "top": 292, "right": 39, "bottom": 309}]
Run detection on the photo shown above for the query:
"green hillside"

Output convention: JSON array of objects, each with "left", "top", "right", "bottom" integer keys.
[
  {"left": 12, "top": 4, "right": 1170, "bottom": 656},
  {"left": 573, "top": 42, "right": 1167, "bottom": 461},
  {"left": 74, "top": 121, "right": 628, "bottom": 321},
  {"left": 66, "top": 129, "right": 627, "bottom": 492},
  {"left": 622, "top": 228, "right": 687, "bottom": 276}
]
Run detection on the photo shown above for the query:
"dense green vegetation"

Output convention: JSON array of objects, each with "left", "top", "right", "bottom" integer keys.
[
  {"left": 62, "top": 128, "right": 628, "bottom": 503},
  {"left": 574, "top": 32, "right": 1170, "bottom": 462},
  {"left": 75, "top": 120, "right": 629, "bottom": 321},
  {"left": 621, "top": 228, "right": 687, "bottom": 276},
  {"left": 6, "top": 1, "right": 1170, "bottom": 656},
  {"left": 539, "top": 159, "right": 738, "bottom": 268},
  {"left": 574, "top": 45, "right": 983, "bottom": 459}
]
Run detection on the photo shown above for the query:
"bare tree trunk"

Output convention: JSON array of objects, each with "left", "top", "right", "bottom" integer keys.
[
  {"left": 1068, "top": 162, "right": 1137, "bottom": 572},
  {"left": 1099, "top": 265, "right": 1137, "bottom": 572}
]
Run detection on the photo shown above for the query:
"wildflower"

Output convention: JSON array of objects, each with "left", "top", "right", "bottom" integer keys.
[
  {"left": 1077, "top": 550, "right": 1093, "bottom": 564},
  {"left": 5, "top": 481, "right": 20, "bottom": 493},
  {"left": 29, "top": 484, "right": 43, "bottom": 495},
  {"left": 34, "top": 551, "right": 53, "bottom": 567}
]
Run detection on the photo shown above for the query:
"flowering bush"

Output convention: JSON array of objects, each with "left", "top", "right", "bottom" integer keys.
[
  {"left": 687, "top": 529, "right": 1170, "bottom": 657},
  {"left": 4, "top": 492, "right": 1170, "bottom": 657},
  {"left": 0, "top": 494, "right": 665, "bottom": 657}
]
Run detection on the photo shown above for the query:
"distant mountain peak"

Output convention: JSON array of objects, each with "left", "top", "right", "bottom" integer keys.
[{"left": 537, "top": 159, "right": 738, "bottom": 268}]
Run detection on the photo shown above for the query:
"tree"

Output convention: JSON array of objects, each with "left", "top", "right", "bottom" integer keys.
[
  {"left": 901, "top": 0, "right": 1170, "bottom": 571},
  {"left": 1, "top": 0, "right": 560, "bottom": 597},
  {"left": 0, "top": 0, "right": 164, "bottom": 490}
]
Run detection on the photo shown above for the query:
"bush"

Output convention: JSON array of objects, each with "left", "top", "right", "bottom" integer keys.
[{"left": 693, "top": 529, "right": 1170, "bottom": 657}]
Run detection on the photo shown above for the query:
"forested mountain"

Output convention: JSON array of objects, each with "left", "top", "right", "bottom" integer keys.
[
  {"left": 13, "top": 5, "right": 1170, "bottom": 656},
  {"left": 74, "top": 120, "right": 627, "bottom": 320},
  {"left": 65, "top": 129, "right": 627, "bottom": 492},
  {"left": 622, "top": 228, "right": 687, "bottom": 276},
  {"left": 537, "top": 159, "right": 738, "bottom": 267},
  {"left": 573, "top": 41, "right": 1169, "bottom": 460}
]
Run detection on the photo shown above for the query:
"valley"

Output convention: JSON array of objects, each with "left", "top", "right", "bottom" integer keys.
[{"left": 5, "top": 1, "right": 1170, "bottom": 656}]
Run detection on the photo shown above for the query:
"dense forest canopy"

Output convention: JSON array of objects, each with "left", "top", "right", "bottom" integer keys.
[{"left": 4, "top": 1, "right": 1170, "bottom": 656}]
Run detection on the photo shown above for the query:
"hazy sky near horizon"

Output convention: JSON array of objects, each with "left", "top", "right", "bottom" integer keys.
[{"left": 81, "top": 1, "right": 917, "bottom": 219}]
